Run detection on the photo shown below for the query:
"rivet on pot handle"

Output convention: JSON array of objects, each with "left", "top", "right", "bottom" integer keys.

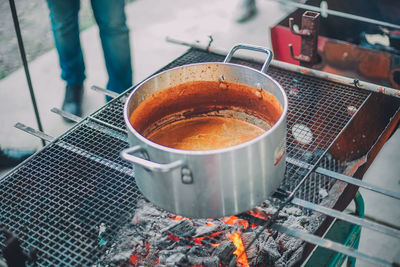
[
  {"left": 120, "top": 146, "right": 185, "bottom": 173},
  {"left": 224, "top": 44, "right": 273, "bottom": 73}
]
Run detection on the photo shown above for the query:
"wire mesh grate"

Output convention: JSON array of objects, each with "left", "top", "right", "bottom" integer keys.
[
  {"left": 0, "top": 48, "right": 369, "bottom": 265},
  {"left": 0, "top": 143, "right": 140, "bottom": 265}
]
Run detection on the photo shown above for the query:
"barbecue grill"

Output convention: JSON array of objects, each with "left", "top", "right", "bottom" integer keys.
[{"left": 1, "top": 46, "right": 400, "bottom": 266}]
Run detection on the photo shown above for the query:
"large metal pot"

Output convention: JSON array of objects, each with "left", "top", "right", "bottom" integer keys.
[{"left": 121, "top": 44, "right": 288, "bottom": 218}]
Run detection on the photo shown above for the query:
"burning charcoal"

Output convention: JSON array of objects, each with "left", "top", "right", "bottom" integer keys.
[
  {"left": 193, "top": 224, "right": 222, "bottom": 238},
  {"left": 305, "top": 214, "right": 324, "bottom": 233},
  {"left": 228, "top": 255, "right": 237, "bottom": 267},
  {"left": 188, "top": 245, "right": 209, "bottom": 257},
  {"left": 274, "top": 245, "right": 304, "bottom": 267},
  {"left": 187, "top": 255, "right": 219, "bottom": 267},
  {"left": 173, "top": 246, "right": 190, "bottom": 254},
  {"left": 165, "top": 253, "right": 187, "bottom": 266},
  {"left": 241, "top": 231, "right": 270, "bottom": 266},
  {"left": 187, "top": 255, "right": 204, "bottom": 265},
  {"left": 162, "top": 247, "right": 190, "bottom": 261},
  {"left": 159, "top": 246, "right": 190, "bottom": 262},
  {"left": 154, "top": 236, "right": 173, "bottom": 249},
  {"left": 132, "top": 199, "right": 169, "bottom": 225},
  {"left": 285, "top": 245, "right": 304, "bottom": 267},
  {"left": 283, "top": 215, "right": 307, "bottom": 229},
  {"left": 104, "top": 250, "right": 132, "bottom": 265},
  {"left": 144, "top": 250, "right": 160, "bottom": 267},
  {"left": 261, "top": 235, "right": 281, "bottom": 263},
  {"left": 161, "top": 219, "right": 196, "bottom": 238},
  {"left": 240, "top": 232, "right": 258, "bottom": 260},
  {"left": 276, "top": 232, "right": 303, "bottom": 256},
  {"left": 260, "top": 202, "right": 278, "bottom": 215},
  {"left": 212, "top": 240, "right": 235, "bottom": 264},
  {"left": 202, "top": 256, "right": 219, "bottom": 267},
  {"left": 282, "top": 206, "right": 303, "bottom": 216}
]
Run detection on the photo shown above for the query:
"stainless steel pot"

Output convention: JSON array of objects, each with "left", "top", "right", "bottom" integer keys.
[{"left": 121, "top": 44, "right": 288, "bottom": 218}]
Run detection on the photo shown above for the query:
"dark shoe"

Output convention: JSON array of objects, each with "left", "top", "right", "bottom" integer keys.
[
  {"left": 0, "top": 148, "right": 36, "bottom": 169},
  {"left": 235, "top": 0, "right": 257, "bottom": 23},
  {"left": 62, "top": 84, "right": 83, "bottom": 123}
]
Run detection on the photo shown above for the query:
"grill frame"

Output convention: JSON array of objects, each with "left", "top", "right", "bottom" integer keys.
[{"left": 0, "top": 48, "right": 380, "bottom": 265}]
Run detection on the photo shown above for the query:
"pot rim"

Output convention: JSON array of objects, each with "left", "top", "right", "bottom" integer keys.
[{"left": 124, "top": 62, "right": 288, "bottom": 155}]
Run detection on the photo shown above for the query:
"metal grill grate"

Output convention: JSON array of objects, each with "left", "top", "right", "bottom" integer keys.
[
  {"left": 0, "top": 48, "right": 369, "bottom": 265},
  {"left": 0, "top": 143, "right": 140, "bottom": 265}
]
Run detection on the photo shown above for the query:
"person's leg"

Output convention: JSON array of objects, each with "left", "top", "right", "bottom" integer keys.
[
  {"left": 234, "top": 0, "right": 257, "bottom": 23},
  {"left": 91, "top": 0, "right": 133, "bottom": 95},
  {"left": 46, "top": 0, "right": 85, "bottom": 86},
  {"left": 0, "top": 147, "right": 35, "bottom": 169},
  {"left": 46, "top": 0, "right": 84, "bottom": 119}
]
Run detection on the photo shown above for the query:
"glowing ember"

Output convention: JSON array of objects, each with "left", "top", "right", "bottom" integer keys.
[
  {"left": 247, "top": 208, "right": 271, "bottom": 221},
  {"left": 228, "top": 232, "right": 249, "bottom": 267},
  {"left": 170, "top": 215, "right": 184, "bottom": 221},
  {"left": 129, "top": 254, "right": 140, "bottom": 265},
  {"left": 167, "top": 233, "right": 179, "bottom": 241},
  {"left": 221, "top": 216, "right": 249, "bottom": 229}
]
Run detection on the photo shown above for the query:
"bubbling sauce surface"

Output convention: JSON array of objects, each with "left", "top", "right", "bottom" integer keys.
[{"left": 147, "top": 117, "right": 265, "bottom": 150}]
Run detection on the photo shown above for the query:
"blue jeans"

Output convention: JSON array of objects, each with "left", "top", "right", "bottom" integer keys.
[{"left": 46, "top": 0, "right": 132, "bottom": 94}]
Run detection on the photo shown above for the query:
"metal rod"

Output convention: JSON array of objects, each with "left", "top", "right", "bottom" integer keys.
[
  {"left": 85, "top": 120, "right": 128, "bottom": 142},
  {"left": 316, "top": 167, "right": 400, "bottom": 200},
  {"left": 271, "top": 223, "right": 392, "bottom": 266},
  {"left": 91, "top": 85, "right": 120, "bottom": 99},
  {"left": 273, "top": 0, "right": 400, "bottom": 30},
  {"left": 286, "top": 157, "right": 400, "bottom": 200},
  {"left": 9, "top": 0, "right": 45, "bottom": 147},
  {"left": 50, "top": 107, "right": 82, "bottom": 123},
  {"left": 55, "top": 142, "right": 134, "bottom": 177},
  {"left": 15, "top": 123, "right": 53, "bottom": 142},
  {"left": 14, "top": 123, "right": 134, "bottom": 177},
  {"left": 166, "top": 37, "right": 400, "bottom": 98},
  {"left": 291, "top": 197, "right": 400, "bottom": 238},
  {"left": 88, "top": 116, "right": 128, "bottom": 134},
  {"left": 344, "top": 211, "right": 400, "bottom": 232},
  {"left": 52, "top": 108, "right": 127, "bottom": 142}
]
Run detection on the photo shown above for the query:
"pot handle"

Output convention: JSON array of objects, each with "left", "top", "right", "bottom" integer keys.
[
  {"left": 224, "top": 44, "right": 273, "bottom": 73},
  {"left": 120, "top": 146, "right": 185, "bottom": 173}
]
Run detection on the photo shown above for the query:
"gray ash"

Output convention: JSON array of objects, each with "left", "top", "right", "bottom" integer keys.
[{"left": 98, "top": 198, "right": 322, "bottom": 267}]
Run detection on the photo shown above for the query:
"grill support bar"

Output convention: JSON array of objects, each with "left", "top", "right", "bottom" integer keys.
[
  {"left": 14, "top": 123, "right": 134, "bottom": 177},
  {"left": 91, "top": 85, "right": 120, "bottom": 99},
  {"left": 15, "top": 123, "right": 53, "bottom": 142},
  {"left": 291, "top": 197, "right": 400, "bottom": 238},
  {"left": 287, "top": 157, "right": 400, "bottom": 200},
  {"left": 51, "top": 108, "right": 82, "bottom": 123},
  {"left": 271, "top": 224, "right": 392, "bottom": 266},
  {"left": 88, "top": 116, "right": 128, "bottom": 134}
]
